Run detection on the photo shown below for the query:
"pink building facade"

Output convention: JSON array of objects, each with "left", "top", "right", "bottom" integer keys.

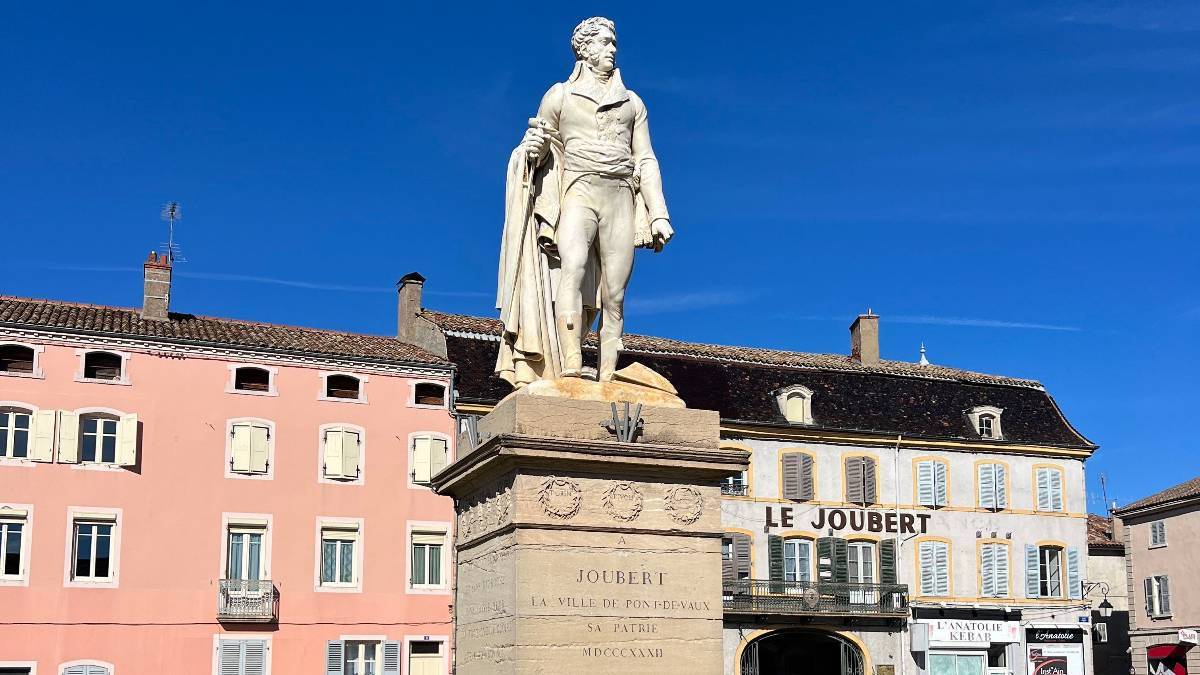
[{"left": 0, "top": 257, "right": 457, "bottom": 675}]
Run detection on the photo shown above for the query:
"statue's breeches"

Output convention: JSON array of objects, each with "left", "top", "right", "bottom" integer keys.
[{"left": 555, "top": 175, "right": 636, "bottom": 326}]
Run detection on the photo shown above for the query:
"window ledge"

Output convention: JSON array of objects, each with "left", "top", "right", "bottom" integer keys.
[
  {"left": 0, "top": 458, "right": 37, "bottom": 468},
  {"left": 226, "top": 471, "right": 273, "bottom": 481},
  {"left": 65, "top": 578, "right": 118, "bottom": 589},
  {"left": 72, "top": 463, "right": 123, "bottom": 472},
  {"left": 0, "top": 575, "right": 29, "bottom": 586},
  {"left": 317, "top": 395, "right": 367, "bottom": 405},
  {"left": 226, "top": 388, "right": 279, "bottom": 398},
  {"left": 1148, "top": 543, "right": 1168, "bottom": 550},
  {"left": 74, "top": 376, "right": 131, "bottom": 387},
  {"left": 316, "top": 583, "right": 362, "bottom": 593},
  {"left": 0, "top": 370, "right": 43, "bottom": 380},
  {"left": 407, "top": 585, "right": 451, "bottom": 596},
  {"left": 320, "top": 476, "right": 365, "bottom": 486}
]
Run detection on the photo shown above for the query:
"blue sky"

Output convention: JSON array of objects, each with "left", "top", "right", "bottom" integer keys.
[{"left": 2, "top": 2, "right": 1197, "bottom": 511}]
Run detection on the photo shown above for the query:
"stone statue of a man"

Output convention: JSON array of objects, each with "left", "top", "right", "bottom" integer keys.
[{"left": 495, "top": 17, "right": 674, "bottom": 388}]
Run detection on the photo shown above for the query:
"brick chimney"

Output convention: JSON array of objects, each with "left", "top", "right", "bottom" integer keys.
[
  {"left": 141, "top": 252, "right": 172, "bottom": 321},
  {"left": 396, "top": 272, "right": 448, "bottom": 357},
  {"left": 850, "top": 310, "right": 879, "bottom": 365}
]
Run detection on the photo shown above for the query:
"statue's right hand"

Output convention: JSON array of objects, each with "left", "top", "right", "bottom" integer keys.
[{"left": 521, "top": 126, "right": 549, "bottom": 164}]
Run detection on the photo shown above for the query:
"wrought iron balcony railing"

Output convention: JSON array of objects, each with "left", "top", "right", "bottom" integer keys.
[
  {"left": 721, "top": 482, "right": 749, "bottom": 496},
  {"left": 723, "top": 579, "right": 909, "bottom": 617},
  {"left": 218, "top": 579, "right": 278, "bottom": 622}
]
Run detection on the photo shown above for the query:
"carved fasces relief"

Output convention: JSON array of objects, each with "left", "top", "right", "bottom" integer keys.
[
  {"left": 457, "top": 481, "right": 514, "bottom": 544},
  {"left": 602, "top": 481, "right": 644, "bottom": 522},
  {"left": 538, "top": 477, "right": 583, "bottom": 520},
  {"left": 664, "top": 486, "right": 704, "bottom": 525}
]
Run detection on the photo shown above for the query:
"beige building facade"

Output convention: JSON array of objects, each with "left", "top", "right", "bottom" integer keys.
[{"left": 1115, "top": 477, "right": 1200, "bottom": 675}]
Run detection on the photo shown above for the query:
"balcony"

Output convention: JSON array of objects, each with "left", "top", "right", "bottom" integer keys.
[
  {"left": 218, "top": 579, "right": 278, "bottom": 622},
  {"left": 721, "top": 481, "right": 749, "bottom": 497},
  {"left": 723, "top": 579, "right": 909, "bottom": 618}
]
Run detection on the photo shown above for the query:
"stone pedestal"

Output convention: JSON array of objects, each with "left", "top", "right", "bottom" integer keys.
[{"left": 433, "top": 393, "right": 747, "bottom": 675}]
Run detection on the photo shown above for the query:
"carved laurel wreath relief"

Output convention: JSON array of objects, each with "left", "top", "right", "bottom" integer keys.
[
  {"left": 538, "top": 477, "right": 582, "bottom": 520},
  {"left": 664, "top": 486, "right": 704, "bottom": 524},
  {"left": 601, "top": 481, "right": 644, "bottom": 522}
]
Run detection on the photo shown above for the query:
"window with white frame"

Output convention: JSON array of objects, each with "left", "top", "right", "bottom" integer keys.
[
  {"left": 918, "top": 540, "right": 950, "bottom": 596},
  {"left": 1145, "top": 575, "right": 1171, "bottom": 617},
  {"left": 322, "top": 426, "right": 362, "bottom": 481},
  {"left": 410, "top": 435, "right": 448, "bottom": 485},
  {"left": 325, "top": 640, "right": 400, "bottom": 675},
  {"left": 233, "top": 367, "right": 273, "bottom": 394},
  {"left": 916, "top": 459, "right": 948, "bottom": 508},
  {"left": 968, "top": 406, "right": 1004, "bottom": 440},
  {"left": 61, "top": 664, "right": 112, "bottom": 675},
  {"left": 57, "top": 412, "right": 138, "bottom": 467},
  {"left": 324, "top": 374, "right": 362, "bottom": 401},
  {"left": 0, "top": 408, "right": 32, "bottom": 459},
  {"left": 783, "top": 539, "right": 812, "bottom": 582},
  {"left": 775, "top": 385, "right": 814, "bottom": 425},
  {"left": 1038, "top": 546, "right": 1062, "bottom": 597},
  {"left": 0, "top": 343, "right": 38, "bottom": 376},
  {"left": 1, "top": 510, "right": 28, "bottom": 580},
  {"left": 226, "top": 526, "right": 266, "bottom": 582},
  {"left": 81, "top": 351, "right": 124, "bottom": 382},
  {"left": 980, "top": 542, "right": 1010, "bottom": 597},
  {"left": 1025, "top": 544, "right": 1081, "bottom": 599},
  {"left": 319, "top": 524, "right": 359, "bottom": 587},
  {"left": 977, "top": 462, "right": 1008, "bottom": 510},
  {"left": 215, "top": 638, "right": 268, "bottom": 675},
  {"left": 72, "top": 518, "right": 115, "bottom": 581},
  {"left": 1149, "top": 521, "right": 1167, "bottom": 548},
  {"left": 411, "top": 531, "right": 446, "bottom": 588},
  {"left": 1035, "top": 466, "right": 1065, "bottom": 512},
  {"left": 230, "top": 421, "right": 271, "bottom": 475}
]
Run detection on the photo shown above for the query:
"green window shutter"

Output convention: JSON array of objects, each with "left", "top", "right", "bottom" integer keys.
[
  {"left": 879, "top": 539, "right": 897, "bottom": 584},
  {"left": 817, "top": 537, "right": 836, "bottom": 582},
  {"left": 832, "top": 538, "right": 849, "bottom": 583},
  {"left": 768, "top": 535, "right": 784, "bottom": 581}
]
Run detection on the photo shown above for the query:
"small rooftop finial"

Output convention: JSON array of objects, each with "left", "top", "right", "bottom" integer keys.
[{"left": 918, "top": 342, "right": 930, "bottom": 366}]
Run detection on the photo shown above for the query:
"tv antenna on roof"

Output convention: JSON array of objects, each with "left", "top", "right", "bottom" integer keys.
[{"left": 160, "top": 201, "right": 187, "bottom": 263}]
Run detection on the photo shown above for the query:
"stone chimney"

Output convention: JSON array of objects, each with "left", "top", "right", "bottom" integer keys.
[
  {"left": 849, "top": 311, "right": 879, "bottom": 365},
  {"left": 141, "top": 252, "right": 172, "bottom": 321},
  {"left": 396, "top": 272, "right": 447, "bottom": 358}
]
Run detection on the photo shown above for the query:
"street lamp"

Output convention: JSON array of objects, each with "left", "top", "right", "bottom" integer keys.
[
  {"left": 1083, "top": 581, "right": 1113, "bottom": 620},
  {"left": 1098, "top": 598, "right": 1114, "bottom": 619}
]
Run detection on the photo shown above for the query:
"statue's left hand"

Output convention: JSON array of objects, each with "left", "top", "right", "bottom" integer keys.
[{"left": 650, "top": 219, "right": 674, "bottom": 251}]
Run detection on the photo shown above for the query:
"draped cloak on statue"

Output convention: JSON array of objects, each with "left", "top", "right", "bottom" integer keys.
[{"left": 495, "top": 65, "right": 658, "bottom": 389}]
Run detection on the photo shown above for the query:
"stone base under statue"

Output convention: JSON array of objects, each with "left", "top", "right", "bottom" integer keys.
[{"left": 434, "top": 395, "right": 747, "bottom": 675}]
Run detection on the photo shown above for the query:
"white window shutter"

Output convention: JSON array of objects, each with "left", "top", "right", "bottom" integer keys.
[
  {"left": 244, "top": 639, "right": 266, "bottom": 675},
  {"left": 1067, "top": 547, "right": 1081, "bottom": 599},
  {"left": 981, "top": 544, "right": 996, "bottom": 597},
  {"left": 919, "top": 542, "right": 935, "bottom": 594},
  {"left": 430, "top": 438, "right": 449, "bottom": 477},
  {"left": 219, "top": 640, "right": 243, "bottom": 675},
  {"left": 933, "top": 462, "right": 947, "bottom": 507},
  {"left": 995, "top": 464, "right": 1008, "bottom": 509},
  {"left": 1026, "top": 545, "right": 1040, "bottom": 598},
  {"left": 323, "top": 430, "right": 345, "bottom": 479},
  {"left": 57, "top": 410, "right": 80, "bottom": 463},
  {"left": 412, "top": 436, "right": 432, "bottom": 484},
  {"left": 30, "top": 409, "right": 57, "bottom": 462},
  {"left": 250, "top": 425, "right": 269, "bottom": 473},
  {"left": 116, "top": 413, "right": 139, "bottom": 466},
  {"left": 1036, "top": 469, "right": 1051, "bottom": 510},
  {"left": 64, "top": 667, "right": 88, "bottom": 675},
  {"left": 1160, "top": 576, "right": 1171, "bottom": 614},
  {"left": 341, "top": 430, "right": 360, "bottom": 478},
  {"left": 231, "top": 425, "right": 252, "bottom": 473},
  {"left": 979, "top": 464, "right": 995, "bottom": 509},
  {"left": 382, "top": 641, "right": 401, "bottom": 675},
  {"left": 1050, "top": 469, "right": 1063, "bottom": 511},
  {"left": 934, "top": 542, "right": 949, "bottom": 595},
  {"left": 917, "top": 461, "right": 934, "bottom": 506},
  {"left": 995, "top": 544, "right": 1010, "bottom": 597},
  {"left": 326, "top": 640, "right": 345, "bottom": 675}
]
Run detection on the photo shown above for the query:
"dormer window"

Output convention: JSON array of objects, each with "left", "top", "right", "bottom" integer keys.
[
  {"left": 234, "top": 367, "right": 271, "bottom": 392},
  {"left": 83, "top": 352, "right": 123, "bottom": 381},
  {"left": 775, "top": 385, "right": 814, "bottom": 425},
  {"left": 968, "top": 406, "right": 1004, "bottom": 440},
  {"left": 321, "top": 373, "right": 366, "bottom": 402},
  {"left": 413, "top": 382, "right": 447, "bottom": 407}
]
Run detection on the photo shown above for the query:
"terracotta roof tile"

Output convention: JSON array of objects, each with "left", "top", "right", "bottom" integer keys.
[
  {"left": 1087, "top": 514, "right": 1123, "bottom": 550},
  {"left": 0, "top": 296, "right": 449, "bottom": 366},
  {"left": 1116, "top": 475, "right": 1200, "bottom": 514}
]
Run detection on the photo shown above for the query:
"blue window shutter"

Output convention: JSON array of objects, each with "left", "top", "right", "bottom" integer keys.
[
  {"left": 1067, "top": 547, "right": 1081, "bottom": 599},
  {"left": 917, "top": 461, "right": 934, "bottom": 507},
  {"left": 933, "top": 462, "right": 947, "bottom": 507},
  {"left": 326, "top": 640, "right": 345, "bottom": 675},
  {"left": 979, "top": 464, "right": 995, "bottom": 509},
  {"left": 383, "top": 640, "right": 401, "bottom": 675},
  {"left": 1025, "top": 545, "right": 1040, "bottom": 598}
]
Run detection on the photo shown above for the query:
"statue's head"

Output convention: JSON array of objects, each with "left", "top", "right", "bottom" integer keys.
[{"left": 571, "top": 17, "right": 617, "bottom": 73}]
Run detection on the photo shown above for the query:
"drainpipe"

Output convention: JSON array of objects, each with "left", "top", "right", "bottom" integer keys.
[{"left": 894, "top": 434, "right": 905, "bottom": 675}]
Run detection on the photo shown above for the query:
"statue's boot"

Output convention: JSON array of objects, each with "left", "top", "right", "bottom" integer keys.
[
  {"left": 557, "top": 313, "right": 583, "bottom": 377},
  {"left": 598, "top": 335, "right": 622, "bottom": 382}
]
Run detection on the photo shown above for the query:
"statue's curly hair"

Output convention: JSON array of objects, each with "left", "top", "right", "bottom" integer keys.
[{"left": 571, "top": 17, "right": 616, "bottom": 61}]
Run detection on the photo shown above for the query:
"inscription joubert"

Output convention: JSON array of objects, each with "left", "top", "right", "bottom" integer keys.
[{"left": 765, "top": 505, "right": 932, "bottom": 534}]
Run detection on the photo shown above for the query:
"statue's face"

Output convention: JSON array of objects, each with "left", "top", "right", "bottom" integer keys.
[{"left": 583, "top": 27, "right": 617, "bottom": 73}]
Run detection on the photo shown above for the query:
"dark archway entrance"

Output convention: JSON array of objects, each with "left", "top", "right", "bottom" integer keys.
[{"left": 740, "top": 629, "right": 865, "bottom": 675}]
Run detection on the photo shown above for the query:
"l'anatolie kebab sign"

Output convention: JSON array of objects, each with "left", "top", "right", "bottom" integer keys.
[{"left": 765, "top": 506, "right": 933, "bottom": 534}]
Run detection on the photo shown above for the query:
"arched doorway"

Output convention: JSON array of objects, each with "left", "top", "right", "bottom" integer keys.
[{"left": 740, "top": 629, "right": 865, "bottom": 675}]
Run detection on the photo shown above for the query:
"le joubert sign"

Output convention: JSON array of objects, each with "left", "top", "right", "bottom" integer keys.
[{"left": 765, "top": 506, "right": 933, "bottom": 535}]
